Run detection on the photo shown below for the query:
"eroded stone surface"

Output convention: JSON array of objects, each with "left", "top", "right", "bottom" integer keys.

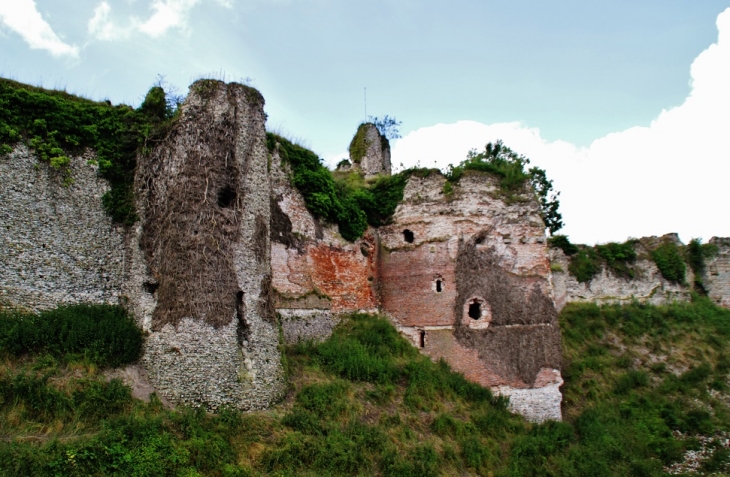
[
  {"left": 133, "top": 80, "right": 285, "bottom": 410},
  {"left": 550, "top": 235, "right": 696, "bottom": 312},
  {"left": 349, "top": 123, "right": 391, "bottom": 178},
  {"left": 706, "top": 238, "right": 730, "bottom": 308},
  {"left": 269, "top": 146, "right": 378, "bottom": 344},
  {"left": 379, "top": 172, "right": 562, "bottom": 422},
  {"left": 0, "top": 145, "right": 125, "bottom": 311}
]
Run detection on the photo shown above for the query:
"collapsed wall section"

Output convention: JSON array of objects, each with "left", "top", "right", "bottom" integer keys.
[
  {"left": 550, "top": 235, "right": 693, "bottom": 312},
  {"left": 132, "top": 80, "right": 284, "bottom": 410},
  {"left": 379, "top": 172, "right": 562, "bottom": 422},
  {"left": 0, "top": 146, "right": 125, "bottom": 311},
  {"left": 269, "top": 146, "right": 378, "bottom": 343}
]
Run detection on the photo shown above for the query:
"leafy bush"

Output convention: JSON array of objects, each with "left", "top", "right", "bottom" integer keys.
[
  {"left": 651, "top": 241, "right": 686, "bottom": 283},
  {"left": 595, "top": 241, "right": 637, "bottom": 279},
  {"left": 0, "top": 78, "right": 179, "bottom": 224},
  {"left": 568, "top": 248, "right": 601, "bottom": 283},
  {"left": 269, "top": 133, "right": 406, "bottom": 241},
  {"left": 549, "top": 235, "right": 579, "bottom": 255},
  {"left": 0, "top": 304, "right": 143, "bottom": 367},
  {"left": 446, "top": 140, "right": 563, "bottom": 234},
  {"left": 567, "top": 241, "right": 637, "bottom": 283},
  {"left": 686, "top": 238, "right": 718, "bottom": 292}
]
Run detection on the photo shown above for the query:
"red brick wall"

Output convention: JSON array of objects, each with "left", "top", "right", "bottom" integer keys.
[{"left": 380, "top": 241, "right": 456, "bottom": 326}]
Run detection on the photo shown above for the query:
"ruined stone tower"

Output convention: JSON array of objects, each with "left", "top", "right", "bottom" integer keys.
[
  {"left": 128, "top": 80, "right": 285, "bottom": 410},
  {"left": 348, "top": 123, "right": 391, "bottom": 177}
]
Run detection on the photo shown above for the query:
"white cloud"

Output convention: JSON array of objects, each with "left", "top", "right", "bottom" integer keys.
[
  {"left": 138, "top": 0, "right": 201, "bottom": 37},
  {"left": 88, "top": 1, "right": 131, "bottom": 40},
  {"left": 88, "top": 0, "right": 233, "bottom": 41},
  {"left": 0, "top": 0, "right": 78, "bottom": 57},
  {"left": 393, "top": 7, "right": 730, "bottom": 245}
]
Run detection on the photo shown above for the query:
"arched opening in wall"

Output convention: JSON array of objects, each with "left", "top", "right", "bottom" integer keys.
[
  {"left": 436, "top": 280, "right": 442, "bottom": 293},
  {"left": 403, "top": 229, "right": 414, "bottom": 243},
  {"left": 475, "top": 236, "right": 484, "bottom": 245},
  {"left": 217, "top": 185, "right": 236, "bottom": 208},
  {"left": 468, "top": 301, "right": 482, "bottom": 319},
  {"left": 419, "top": 330, "right": 426, "bottom": 348}
]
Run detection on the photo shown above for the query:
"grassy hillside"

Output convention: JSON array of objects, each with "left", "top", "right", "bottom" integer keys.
[{"left": 2, "top": 300, "right": 730, "bottom": 476}]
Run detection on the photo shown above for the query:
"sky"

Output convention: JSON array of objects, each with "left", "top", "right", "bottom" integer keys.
[{"left": 1, "top": 0, "right": 728, "bottom": 244}]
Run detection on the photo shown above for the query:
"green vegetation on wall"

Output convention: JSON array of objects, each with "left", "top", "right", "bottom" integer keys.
[
  {"left": 554, "top": 235, "right": 638, "bottom": 283},
  {"left": 446, "top": 140, "right": 563, "bottom": 235},
  {"left": 0, "top": 78, "right": 178, "bottom": 224},
  {"left": 267, "top": 132, "right": 407, "bottom": 241},
  {"left": 687, "top": 238, "right": 719, "bottom": 292},
  {"left": 651, "top": 240, "right": 687, "bottom": 284},
  {"left": 347, "top": 123, "right": 371, "bottom": 164},
  {"left": 4, "top": 300, "right": 730, "bottom": 475}
]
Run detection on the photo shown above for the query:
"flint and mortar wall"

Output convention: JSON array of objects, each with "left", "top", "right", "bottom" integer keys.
[
  {"left": 132, "top": 80, "right": 285, "bottom": 410},
  {"left": 706, "top": 237, "right": 730, "bottom": 308},
  {"left": 0, "top": 145, "right": 126, "bottom": 311},
  {"left": 349, "top": 123, "right": 391, "bottom": 178},
  {"left": 379, "top": 172, "right": 563, "bottom": 422}
]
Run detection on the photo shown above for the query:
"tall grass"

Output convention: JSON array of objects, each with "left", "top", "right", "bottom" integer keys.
[
  {"left": 3, "top": 302, "right": 730, "bottom": 475},
  {"left": 0, "top": 304, "right": 143, "bottom": 367}
]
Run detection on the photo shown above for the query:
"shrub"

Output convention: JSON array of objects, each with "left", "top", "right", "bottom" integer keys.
[
  {"left": 549, "top": 235, "right": 578, "bottom": 255},
  {"left": 0, "top": 304, "right": 143, "bottom": 367},
  {"left": 566, "top": 241, "right": 637, "bottom": 282},
  {"left": 651, "top": 241, "right": 686, "bottom": 283},
  {"left": 269, "top": 133, "right": 406, "bottom": 241},
  {"left": 595, "top": 241, "right": 637, "bottom": 279},
  {"left": 0, "top": 79, "right": 182, "bottom": 224},
  {"left": 569, "top": 248, "right": 600, "bottom": 283}
]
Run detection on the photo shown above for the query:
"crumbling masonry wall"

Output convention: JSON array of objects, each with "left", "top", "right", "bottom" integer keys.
[
  {"left": 132, "top": 80, "right": 285, "bottom": 410},
  {"left": 704, "top": 237, "right": 730, "bottom": 308},
  {"left": 0, "top": 145, "right": 126, "bottom": 312},
  {"left": 378, "top": 172, "right": 563, "bottom": 422},
  {"left": 269, "top": 146, "right": 378, "bottom": 343},
  {"left": 550, "top": 233, "right": 730, "bottom": 312}
]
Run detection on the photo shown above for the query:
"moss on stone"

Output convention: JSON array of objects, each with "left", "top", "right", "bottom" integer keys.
[{"left": 348, "top": 123, "right": 372, "bottom": 164}]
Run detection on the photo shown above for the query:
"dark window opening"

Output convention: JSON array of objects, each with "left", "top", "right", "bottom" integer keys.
[
  {"left": 403, "top": 229, "right": 414, "bottom": 243},
  {"left": 475, "top": 236, "right": 484, "bottom": 245},
  {"left": 436, "top": 280, "right": 442, "bottom": 292},
  {"left": 419, "top": 330, "right": 426, "bottom": 348},
  {"left": 217, "top": 185, "right": 236, "bottom": 208},
  {"left": 143, "top": 282, "right": 159, "bottom": 294},
  {"left": 360, "top": 244, "right": 370, "bottom": 257},
  {"left": 468, "top": 302, "right": 482, "bottom": 319}
]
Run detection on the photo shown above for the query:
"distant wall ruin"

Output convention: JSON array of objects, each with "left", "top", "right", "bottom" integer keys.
[{"left": 550, "top": 234, "right": 730, "bottom": 312}]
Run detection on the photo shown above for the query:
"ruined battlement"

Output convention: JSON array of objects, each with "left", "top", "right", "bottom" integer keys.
[{"left": 3, "top": 79, "right": 728, "bottom": 422}]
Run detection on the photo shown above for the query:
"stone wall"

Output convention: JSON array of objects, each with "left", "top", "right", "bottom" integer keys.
[
  {"left": 349, "top": 123, "right": 391, "bottom": 178},
  {"left": 549, "top": 234, "right": 730, "bottom": 312},
  {"left": 269, "top": 145, "right": 378, "bottom": 343},
  {"left": 378, "top": 172, "right": 563, "bottom": 422},
  {"left": 0, "top": 145, "right": 126, "bottom": 312},
  {"left": 550, "top": 237, "right": 693, "bottom": 312},
  {"left": 706, "top": 237, "right": 730, "bottom": 308},
  {"left": 130, "top": 80, "right": 285, "bottom": 411}
]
